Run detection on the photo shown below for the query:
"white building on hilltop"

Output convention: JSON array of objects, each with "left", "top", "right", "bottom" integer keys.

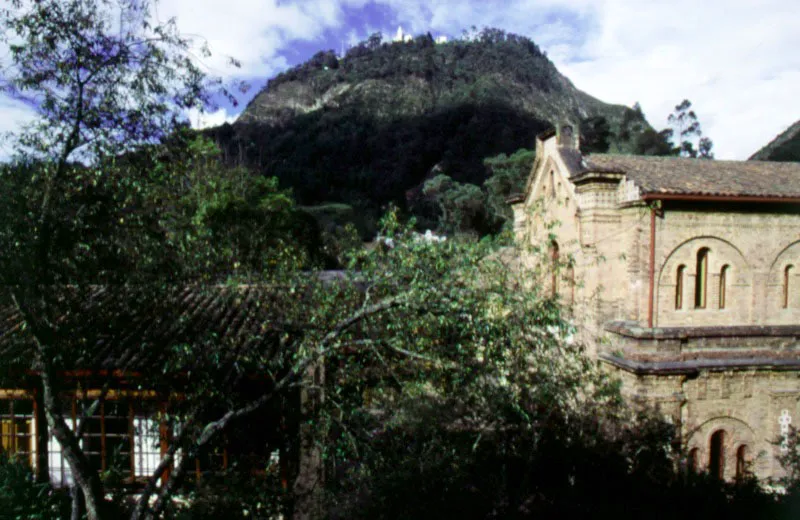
[
  {"left": 393, "top": 26, "right": 412, "bottom": 43},
  {"left": 393, "top": 26, "right": 448, "bottom": 44}
]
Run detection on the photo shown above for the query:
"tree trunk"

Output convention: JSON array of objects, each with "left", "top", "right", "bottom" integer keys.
[
  {"left": 71, "top": 486, "right": 84, "bottom": 520},
  {"left": 40, "top": 372, "right": 107, "bottom": 520}
]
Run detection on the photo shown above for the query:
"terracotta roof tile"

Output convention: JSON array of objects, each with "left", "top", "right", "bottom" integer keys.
[
  {"left": 0, "top": 285, "right": 305, "bottom": 372},
  {"left": 581, "top": 154, "right": 800, "bottom": 198}
]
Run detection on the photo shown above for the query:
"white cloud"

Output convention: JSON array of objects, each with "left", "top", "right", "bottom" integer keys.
[
  {"left": 1, "top": 0, "right": 798, "bottom": 160},
  {"left": 0, "top": 98, "right": 37, "bottom": 160},
  {"left": 186, "top": 107, "right": 237, "bottom": 129},
  {"left": 372, "top": 0, "right": 800, "bottom": 159},
  {"left": 541, "top": 0, "right": 800, "bottom": 159},
  {"left": 156, "top": 0, "right": 371, "bottom": 80}
]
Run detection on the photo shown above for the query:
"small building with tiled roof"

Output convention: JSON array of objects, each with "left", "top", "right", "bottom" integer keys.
[
  {"left": 511, "top": 125, "right": 800, "bottom": 482},
  {"left": 0, "top": 284, "right": 310, "bottom": 490}
]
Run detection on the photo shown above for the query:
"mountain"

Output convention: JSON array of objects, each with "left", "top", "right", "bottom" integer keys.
[
  {"left": 749, "top": 120, "right": 800, "bottom": 162},
  {"left": 208, "top": 29, "right": 657, "bottom": 235}
]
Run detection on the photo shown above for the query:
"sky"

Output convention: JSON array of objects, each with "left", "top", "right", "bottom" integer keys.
[{"left": 2, "top": 0, "right": 800, "bottom": 160}]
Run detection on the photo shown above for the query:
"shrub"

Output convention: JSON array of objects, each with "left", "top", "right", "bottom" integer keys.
[{"left": 0, "top": 456, "right": 70, "bottom": 520}]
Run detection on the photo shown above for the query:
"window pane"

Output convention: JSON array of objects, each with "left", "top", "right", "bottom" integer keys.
[{"left": 133, "top": 416, "right": 161, "bottom": 477}]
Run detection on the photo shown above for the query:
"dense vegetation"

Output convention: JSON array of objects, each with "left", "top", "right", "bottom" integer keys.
[
  {"left": 750, "top": 119, "right": 800, "bottom": 161},
  {"left": 212, "top": 101, "right": 550, "bottom": 237},
  {"left": 208, "top": 29, "right": 660, "bottom": 237},
  {"left": 2, "top": 2, "right": 799, "bottom": 518}
]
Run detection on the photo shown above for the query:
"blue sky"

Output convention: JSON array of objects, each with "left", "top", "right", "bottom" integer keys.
[{"left": 2, "top": 0, "right": 799, "bottom": 159}]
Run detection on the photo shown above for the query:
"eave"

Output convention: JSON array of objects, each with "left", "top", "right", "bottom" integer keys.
[
  {"left": 641, "top": 193, "right": 800, "bottom": 204},
  {"left": 599, "top": 353, "right": 800, "bottom": 376},
  {"left": 604, "top": 321, "right": 800, "bottom": 340},
  {"left": 570, "top": 171, "right": 625, "bottom": 185}
]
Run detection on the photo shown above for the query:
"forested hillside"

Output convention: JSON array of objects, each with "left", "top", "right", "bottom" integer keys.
[
  {"left": 208, "top": 29, "right": 661, "bottom": 236},
  {"left": 750, "top": 119, "right": 800, "bottom": 162}
]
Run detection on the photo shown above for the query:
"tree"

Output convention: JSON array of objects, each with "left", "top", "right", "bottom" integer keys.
[
  {"left": 316, "top": 210, "right": 619, "bottom": 515},
  {"left": 667, "top": 99, "right": 714, "bottom": 159},
  {"left": 580, "top": 116, "right": 611, "bottom": 153},
  {"left": 0, "top": 1, "right": 231, "bottom": 517},
  {"left": 635, "top": 128, "right": 676, "bottom": 156},
  {"left": 422, "top": 174, "right": 487, "bottom": 235},
  {"left": 698, "top": 136, "right": 715, "bottom": 160},
  {"left": 483, "top": 148, "right": 535, "bottom": 228}
]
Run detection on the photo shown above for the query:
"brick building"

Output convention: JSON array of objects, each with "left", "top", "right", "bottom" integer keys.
[{"left": 510, "top": 126, "right": 800, "bottom": 480}]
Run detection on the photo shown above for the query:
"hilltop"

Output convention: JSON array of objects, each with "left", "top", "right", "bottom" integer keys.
[{"left": 208, "top": 29, "right": 659, "bottom": 235}]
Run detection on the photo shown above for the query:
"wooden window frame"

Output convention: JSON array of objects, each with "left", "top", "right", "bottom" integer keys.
[{"left": 0, "top": 398, "right": 35, "bottom": 466}]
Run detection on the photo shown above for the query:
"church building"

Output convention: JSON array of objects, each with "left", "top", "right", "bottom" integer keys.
[{"left": 510, "top": 125, "right": 800, "bottom": 481}]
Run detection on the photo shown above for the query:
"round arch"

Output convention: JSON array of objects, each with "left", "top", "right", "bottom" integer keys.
[
  {"left": 658, "top": 236, "right": 750, "bottom": 287},
  {"left": 686, "top": 414, "right": 757, "bottom": 480},
  {"left": 768, "top": 239, "right": 800, "bottom": 272}
]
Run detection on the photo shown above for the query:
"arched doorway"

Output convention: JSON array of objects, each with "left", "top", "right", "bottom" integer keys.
[{"left": 709, "top": 430, "right": 726, "bottom": 479}]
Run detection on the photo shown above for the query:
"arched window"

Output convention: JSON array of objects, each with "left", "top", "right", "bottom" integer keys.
[
  {"left": 688, "top": 447, "right": 699, "bottom": 473},
  {"left": 695, "top": 248, "right": 709, "bottom": 309},
  {"left": 719, "top": 265, "right": 729, "bottom": 310},
  {"left": 709, "top": 430, "right": 725, "bottom": 479},
  {"left": 784, "top": 265, "right": 794, "bottom": 309},
  {"left": 550, "top": 241, "right": 560, "bottom": 298},
  {"left": 676, "top": 265, "right": 686, "bottom": 309},
  {"left": 549, "top": 170, "right": 555, "bottom": 198},
  {"left": 735, "top": 445, "right": 749, "bottom": 479}
]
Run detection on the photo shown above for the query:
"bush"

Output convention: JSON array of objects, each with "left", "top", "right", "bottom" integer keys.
[
  {"left": 171, "top": 470, "right": 288, "bottom": 520},
  {"left": 0, "top": 456, "right": 70, "bottom": 520}
]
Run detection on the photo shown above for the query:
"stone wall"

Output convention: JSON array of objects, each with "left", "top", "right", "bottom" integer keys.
[
  {"left": 653, "top": 203, "right": 800, "bottom": 328},
  {"left": 512, "top": 132, "right": 800, "bottom": 481},
  {"left": 611, "top": 365, "right": 800, "bottom": 480}
]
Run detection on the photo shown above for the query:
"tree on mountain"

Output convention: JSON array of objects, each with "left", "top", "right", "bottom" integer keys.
[
  {"left": 483, "top": 148, "right": 535, "bottom": 227},
  {"left": 422, "top": 174, "right": 487, "bottom": 234},
  {"left": 667, "top": 99, "right": 714, "bottom": 159},
  {"left": 580, "top": 116, "right": 611, "bottom": 153},
  {"left": 635, "top": 128, "right": 676, "bottom": 156}
]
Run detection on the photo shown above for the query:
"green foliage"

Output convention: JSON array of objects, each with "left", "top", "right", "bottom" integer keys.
[
  {"left": 172, "top": 471, "right": 287, "bottom": 520},
  {"left": 483, "top": 148, "right": 535, "bottom": 227},
  {"left": 0, "top": 0, "right": 220, "bottom": 163},
  {"left": 212, "top": 27, "right": 652, "bottom": 237},
  {"left": 169, "top": 137, "right": 330, "bottom": 277},
  {"left": 422, "top": 174, "right": 486, "bottom": 234},
  {"left": 0, "top": 2, "right": 249, "bottom": 517},
  {"left": 326, "top": 397, "right": 786, "bottom": 519},
  {"left": 667, "top": 99, "right": 714, "bottom": 159},
  {"left": 580, "top": 116, "right": 611, "bottom": 153},
  {"left": 0, "top": 456, "right": 70, "bottom": 520},
  {"left": 269, "top": 28, "right": 556, "bottom": 96},
  {"left": 635, "top": 128, "right": 677, "bottom": 156},
  {"left": 211, "top": 101, "right": 550, "bottom": 238},
  {"left": 312, "top": 210, "right": 618, "bottom": 513},
  {"left": 0, "top": 157, "right": 179, "bottom": 286}
]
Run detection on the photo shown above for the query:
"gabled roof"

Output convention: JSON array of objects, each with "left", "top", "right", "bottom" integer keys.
[{"left": 578, "top": 154, "right": 800, "bottom": 199}]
